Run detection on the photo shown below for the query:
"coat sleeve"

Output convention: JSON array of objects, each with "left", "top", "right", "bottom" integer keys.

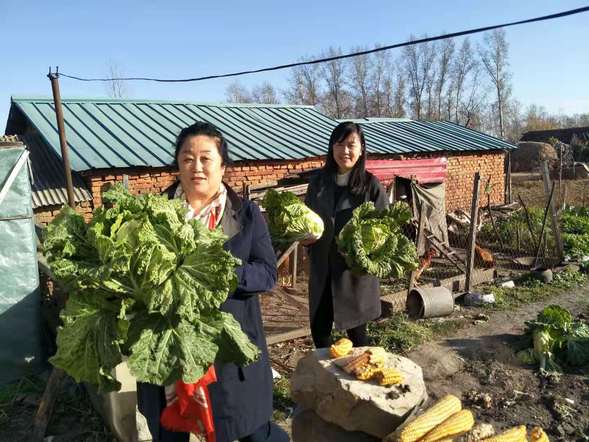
[
  {"left": 370, "top": 176, "right": 389, "bottom": 210},
  {"left": 233, "top": 203, "right": 278, "bottom": 296}
]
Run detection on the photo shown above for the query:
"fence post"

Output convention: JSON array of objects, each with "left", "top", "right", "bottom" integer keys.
[
  {"left": 290, "top": 243, "right": 298, "bottom": 288},
  {"left": 465, "top": 172, "right": 481, "bottom": 293},
  {"left": 542, "top": 161, "right": 564, "bottom": 261},
  {"left": 409, "top": 204, "right": 427, "bottom": 290}
]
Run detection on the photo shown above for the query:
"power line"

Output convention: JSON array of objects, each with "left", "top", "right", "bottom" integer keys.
[{"left": 59, "top": 5, "right": 589, "bottom": 83}]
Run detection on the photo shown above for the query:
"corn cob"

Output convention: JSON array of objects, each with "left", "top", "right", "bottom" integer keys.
[
  {"left": 462, "top": 423, "right": 495, "bottom": 441},
  {"left": 373, "top": 368, "right": 403, "bottom": 386},
  {"left": 366, "top": 347, "right": 386, "bottom": 366},
  {"left": 329, "top": 338, "right": 353, "bottom": 358},
  {"left": 355, "top": 365, "right": 379, "bottom": 380},
  {"left": 398, "top": 394, "right": 462, "bottom": 442},
  {"left": 420, "top": 409, "right": 475, "bottom": 442},
  {"left": 528, "top": 427, "right": 549, "bottom": 442},
  {"left": 481, "top": 425, "right": 526, "bottom": 441},
  {"left": 343, "top": 352, "right": 371, "bottom": 374}
]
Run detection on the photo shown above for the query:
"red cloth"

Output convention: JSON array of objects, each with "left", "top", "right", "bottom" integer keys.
[
  {"left": 160, "top": 366, "right": 217, "bottom": 441},
  {"left": 160, "top": 204, "right": 223, "bottom": 441}
]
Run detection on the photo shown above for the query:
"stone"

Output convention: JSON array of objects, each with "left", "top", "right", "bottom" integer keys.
[
  {"left": 292, "top": 408, "right": 379, "bottom": 442},
  {"left": 290, "top": 347, "right": 428, "bottom": 439}
]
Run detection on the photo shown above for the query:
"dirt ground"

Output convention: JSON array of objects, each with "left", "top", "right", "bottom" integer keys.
[
  {"left": 268, "top": 282, "right": 589, "bottom": 441},
  {"left": 406, "top": 286, "right": 589, "bottom": 441}
]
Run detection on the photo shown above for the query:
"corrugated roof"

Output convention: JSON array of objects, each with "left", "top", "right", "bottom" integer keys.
[
  {"left": 7, "top": 98, "right": 516, "bottom": 173},
  {"left": 24, "top": 133, "right": 92, "bottom": 209},
  {"left": 348, "top": 118, "right": 516, "bottom": 154}
]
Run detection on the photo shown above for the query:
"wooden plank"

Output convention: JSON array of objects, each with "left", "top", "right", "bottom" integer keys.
[
  {"left": 291, "top": 244, "right": 298, "bottom": 288},
  {"left": 409, "top": 204, "right": 426, "bottom": 290},
  {"left": 465, "top": 172, "right": 481, "bottom": 293},
  {"left": 266, "top": 327, "right": 311, "bottom": 345},
  {"left": 542, "top": 161, "right": 564, "bottom": 261},
  {"left": 276, "top": 241, "right": 299, "bottom": 268},
  {"left": 30, "top": 368, "right": 65, "bottom": 442}
]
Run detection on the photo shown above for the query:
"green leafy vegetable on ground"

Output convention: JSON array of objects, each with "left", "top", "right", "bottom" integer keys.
[
  {"left": 44, "top": 184, "right": 259, "bottom": 392},
  {"left": 337, "top": 202, "right": 418, "bottom": 278},
  {"left": 262, "top": 189, "right": 324, "bottom": 245},
  {"left": 518, "top": 304, "right": 589, "bottom": 372}
]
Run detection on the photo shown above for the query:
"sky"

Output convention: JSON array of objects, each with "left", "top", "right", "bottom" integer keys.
[{"left": 2, "top": 0, "right": 588, "bottom": 130}]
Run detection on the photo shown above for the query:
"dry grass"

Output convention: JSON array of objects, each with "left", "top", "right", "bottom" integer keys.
[{"left": 513, "top": 177, "right": 589, "bottom": 209}]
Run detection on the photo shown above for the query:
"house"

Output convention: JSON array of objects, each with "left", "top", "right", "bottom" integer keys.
[{"left": 4, "top": 98, "right": 516, "bottom": 224}]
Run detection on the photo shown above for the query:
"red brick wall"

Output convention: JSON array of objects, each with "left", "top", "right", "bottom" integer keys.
[
  {"left": 446, "top": 151, "right": 505, "bottom": 212},
  {"left": 33, "top": 152, "right": 505, "bottom": 224},
  {"left": 34, "top": 201, "right": 93, "bottom": 225}
]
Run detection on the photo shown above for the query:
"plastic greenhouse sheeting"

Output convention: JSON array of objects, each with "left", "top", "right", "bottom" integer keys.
[{"left": 0, "top": 145, "right": 43, "bottom": 383}]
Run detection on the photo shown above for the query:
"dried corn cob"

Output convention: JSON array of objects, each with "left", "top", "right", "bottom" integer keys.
[
  {"left": 373, "top": 368, "right": 403, "bottom": 386},
  {"left": 420, "top": 409, "right": 475, "bottom": 442},
  {"left": 462, "top": 423, "right": 495, "bottom": 441},
  {"left": 528, "top": 427, "right": 549, "bottom": 442},
  {"left": 329, "top": 338, "right": 353, "bottom": 358},
  {"left": 481, "top": 425, "right": 526, "bottom": 441},
  {"left": 398, "top": 394, "right": 462, "bottom": 442},
  {"left": 343, "top": 352, "right": 371, "bottom": 374}
]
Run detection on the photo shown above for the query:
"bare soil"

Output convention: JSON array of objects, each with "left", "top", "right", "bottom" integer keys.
[{"left": 407, "top": 286, "right": 589, "bottom": 441}]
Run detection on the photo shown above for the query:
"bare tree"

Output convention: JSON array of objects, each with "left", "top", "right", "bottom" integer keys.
[
  {"left": 284, "top": 59, "right": 322, "bottom": 106},
  {"left": 434, "top": 39, "right": 455, "bottom": 119},
  {"left": 451, "top": 38, "right": 477, "bottom": 124},
  {"left": 403, "top": 36, "right": 436, "bottom": 119},
  {"left": 461, "top": 66, "right": 486, "bottom": 127},
  {"left": 226, "top": 81, "right": 253, "bottom": 103},
  {"left": 105, "top": 62, "right": 128, "bottom": 99},
  {"left": 320, "top": 47, "right": 351, "bottom": 118},
  {"left": 370, "top": 48, "right": 393, "bottom": 117},
  {"left": 251, "top": 82, "right": 280, "bottom": 104},
  {"left": 480, "top": 29, "right": 512, "bottom": 138},
  {"left": 350, "top": 48, "right": 372, "bottom": 117},
  {"left": 392, "top": 73, "right": 407, "bottom": 118}
]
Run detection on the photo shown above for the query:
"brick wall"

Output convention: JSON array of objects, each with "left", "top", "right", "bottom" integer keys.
[
  {"left": 34, "top": 201, "right": 93, "bottom": 225},
  {"left": 445, "top": 151, "right": 505, "bottom": 212},
  {"left": 33, "top": 152, "right": 505, "bottom": 224}
]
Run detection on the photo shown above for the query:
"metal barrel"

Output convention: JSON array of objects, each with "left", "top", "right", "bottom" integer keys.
[{"left": 406, "top": 286, "right": 454, "bottom": 319}]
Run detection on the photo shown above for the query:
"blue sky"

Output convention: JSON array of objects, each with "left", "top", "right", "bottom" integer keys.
[{"left": 2, "top": 0, "right": 588, "bottom": 129}]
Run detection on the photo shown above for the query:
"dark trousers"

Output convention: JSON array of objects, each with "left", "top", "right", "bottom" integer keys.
[
  {"left": 310, "top": 279, "right": 370, "bottom": 348},
  {"left": 136, "top": 382, "right": 289, "bottom": 442}
]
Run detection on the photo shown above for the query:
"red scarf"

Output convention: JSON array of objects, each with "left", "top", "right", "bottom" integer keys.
[{"left": 160, "top": 196, "right": 224, "bottom": 442}]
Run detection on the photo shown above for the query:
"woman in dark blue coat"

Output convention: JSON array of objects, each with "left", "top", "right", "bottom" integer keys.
[{"left": 137, "top": 122, "right": 288, "bottom": 442}]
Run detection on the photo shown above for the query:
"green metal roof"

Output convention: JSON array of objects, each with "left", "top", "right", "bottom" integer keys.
[{"left": 6, "top": 97, "right": 515, "bottom": 173}]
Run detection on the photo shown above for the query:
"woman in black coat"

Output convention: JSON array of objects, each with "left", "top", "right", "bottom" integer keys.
[
  {"left": 304, "top": 122, "right": 388, "bottom": 349},
  {"left": 137, "top": 122, "right": 288, "bottom": 442}
]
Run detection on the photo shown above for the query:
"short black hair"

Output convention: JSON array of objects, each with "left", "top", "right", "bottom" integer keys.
[
  {"left": 173, "top": 121, "right": 232, "bottom": 167},
  {"left": 323, "top": 121, "right": 369, "bottom": 195}
]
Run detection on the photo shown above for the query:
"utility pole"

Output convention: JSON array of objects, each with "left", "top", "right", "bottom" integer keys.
[{"left": 48, "top": 67, "right": 75, "bottom": 208}]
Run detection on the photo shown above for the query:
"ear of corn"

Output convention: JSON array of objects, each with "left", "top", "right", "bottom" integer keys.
[
  {"left": 343, "top": 352, "right": 371, "bottom": 373},
  {"left": 528, "top": 427, "right": 549, "bottom": 442},
  {"left": 329, "top": 338, "right": 353, "bottom": 358},
  {"left": 420, "top": 409, "right": 475, "bottom": 442},
  {"left": 481, "top": 425, "right": 526, "bottom": 441},
  {"left": 355, "top": 365, "right": 379, "bottom": 380},
  {"left": 398, "top": 394, "right": 462, "bottom": 442},
  {"left": 373, "top": 368, "right": 403, "bottom": 386}
]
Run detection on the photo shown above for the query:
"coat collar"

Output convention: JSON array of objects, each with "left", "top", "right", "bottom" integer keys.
[{"left": 220, "top": 184, "right": 243, "bottom": 240}]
